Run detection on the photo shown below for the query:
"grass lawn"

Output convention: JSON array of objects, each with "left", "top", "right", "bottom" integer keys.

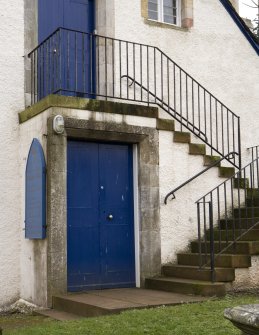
[{"left": 1, "top": 294, "right": 258, "bottom": 335}]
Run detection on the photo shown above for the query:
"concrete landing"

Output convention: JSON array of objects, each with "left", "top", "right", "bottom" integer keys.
[{"left": 37, "top": 288, "right": 208, "bottom": 320}]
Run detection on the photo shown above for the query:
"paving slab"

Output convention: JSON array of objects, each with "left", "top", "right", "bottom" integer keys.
[{"left": 86, "top": 288, "right": 207, "bottom": 307}]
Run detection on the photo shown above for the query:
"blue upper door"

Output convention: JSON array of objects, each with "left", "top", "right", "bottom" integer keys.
[
  {"left": 38, "top": 0, "right": 95, "bottom": 98},
  {"left": 67, "top": 141, "right": 135, "bottom": 291}
]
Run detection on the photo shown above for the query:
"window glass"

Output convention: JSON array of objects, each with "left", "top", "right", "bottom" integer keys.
[
  {"left": 163, "top": 0, "right": 177, "bottom": 25},
  {"left": 148, "top": 0, "right": 179, "bottom": 25},
  {"left": 148, "top": 0, "right": 158, "bottom": 21}
]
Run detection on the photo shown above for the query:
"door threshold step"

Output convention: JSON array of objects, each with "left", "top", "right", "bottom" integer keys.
[
  {"left": 52, "top": 288, "right": 207, "bottom": 317},
  {"left": 34, "top": 309, "right": 82, "bottom": 321}
]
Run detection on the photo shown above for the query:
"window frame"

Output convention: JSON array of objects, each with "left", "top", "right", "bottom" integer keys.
[{"left": 148, "top": 0, "right": 181, "bottom": 27}]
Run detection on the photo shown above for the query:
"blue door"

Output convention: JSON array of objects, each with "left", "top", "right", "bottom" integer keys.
[
  {"left": 38, "top": 0, "right": 95, "bottom": 98},
  {"left": 67, "top": 141, "right": 135, "bottom": 291}
]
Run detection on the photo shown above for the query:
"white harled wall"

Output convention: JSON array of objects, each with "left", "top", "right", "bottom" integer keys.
[
  {"left": 1, "top": 0, "right": 259, "bottom": 308},
  {"left": 0, "top": 2, "right": 24, "bottom": 307},
  {"left": 114, "top": 0, "right": 259, "bottom": 151}
]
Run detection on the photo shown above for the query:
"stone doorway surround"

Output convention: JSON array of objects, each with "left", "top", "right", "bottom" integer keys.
[{"left": 45, "top": 102, "right": 161, "bottom": 306}]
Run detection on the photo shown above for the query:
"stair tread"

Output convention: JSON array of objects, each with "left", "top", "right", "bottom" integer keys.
[
  {"left": 178, "top": 252, "right": 250, "bottom": 256},
  {"left": 148, "top": 277, "right": 225, "bottom": 286},
  {"left": 164, "top": 264, "right": 234, "bottom": 270},
  {"left": 192, "top": 240, "right": 259, "bottom": 244}
]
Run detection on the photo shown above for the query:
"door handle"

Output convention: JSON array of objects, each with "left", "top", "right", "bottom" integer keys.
[{"left": 107, "top": 214, "right": 113, "bottom": 220}]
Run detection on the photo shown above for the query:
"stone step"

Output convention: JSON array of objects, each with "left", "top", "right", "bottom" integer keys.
[
  {"left": 247, "top": 188, "right": 259, "bottom": 198},
  {"left": 233, "top": 207, "right": 259, "bottom": 218},
  {"left": 177, "top": 253, "right": 251, "bottom": 268},
  {"left": 157, "top": 119, "right": 175, "bottom": 131},
  {"left": 145, "top": 277, "right": 226, "bottom": 297},
  {"left": 234, "top": 178, "right": 249, "bottom": 189},
  {"left": 219, "top": 167, "right": 235, "bottom": 178},
  {"left": 34, "top": 309, "right": 82, "bottom": 321},
  {"left": 246, "top": 198, "right": 259, "bottom": 207},
  {"left": 173, "top": 131, "right": 191, "bottom": 143},
  {"left": 162, "top": 264, "right": 235, "bottom": 282},
  {"left": 189, "top": 143, "right": 206, "bottom": 155},
  {"left": 204, "top": 155, "right": 221, "bottom": 167},
  {"left": 207, "top": 229, "right": 259, "bottom": 241},
  {"left": 219, "top": 218, "right": 259, "bottom": 230},
  {"left": 191, "top": 240, "right": 259, "bottom": 255}
]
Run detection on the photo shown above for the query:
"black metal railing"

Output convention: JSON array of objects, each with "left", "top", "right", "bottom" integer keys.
[
  {"left": 248, "top": 145, "right": 259, "bottom": 161},
  {"left": 28, "top": 27, "right": 241, "bottom": 168},
  {"left": 164, "top": 152, "right": 238, "bottom": 204},
  {"left": 196, "top": 157, "right": 259, "bottom": 281}
]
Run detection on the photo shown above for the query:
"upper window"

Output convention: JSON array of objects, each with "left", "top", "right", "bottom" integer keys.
[{"left": 148, "top": 0, "right": 181, "bottom": 26}]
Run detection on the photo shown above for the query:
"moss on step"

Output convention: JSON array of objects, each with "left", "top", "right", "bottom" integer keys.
[
  {"left": 189, "top": 143, "right": 206, "bottom": 155},
  {"left": 219, "top": 167, "right": 235, "bottom": 178},
  {"left": 156, "top": 118, "right": 175, "bottom": 131},
  {"left": 173, "top": 131, "right": 190, "bottom": 143}
]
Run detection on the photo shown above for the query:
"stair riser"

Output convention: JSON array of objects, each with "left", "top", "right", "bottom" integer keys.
[
  {"left": 145, "top": 279, "right": 225, "bottom": 297},
  {"left": 204, "top": 155, "right": 221, "bottom": 167},
  {"left": 162, "top": 266, "right": 235, "bottom": 282},
  {"left": 207, "top": 230, "right": 259, "bottom": 241},
  {"left": 189, "top": 143, "right": 206, "bottom": 155},
  {"left": 173, "top": 132, "right": 190, "bottom": 143},
  {"left": 246, "top": 198, "right": 259, "bottom": 207},
  {"left": 177, "top": 254, "right": 251, "bottom": 268},
  {"left": 247, "top": 189, "right": 259, "bottom": 198},
  {"left": 233, "top": 208, "right": 259, "bottom": 218},
  {"left": 234, "top": 179, "right": 249, "bottom": 189},
  {"left": 52, "top": 297, "right": 113, "bottom": 317},
  {"left": 219, "top": 167, "right": 235, "bottom": 178},
  {"left": 219, "top": 218, "right": 259, "bottom": 230},
  {"left": 191, "top": 242, "right": 259, "bottom": 255}
]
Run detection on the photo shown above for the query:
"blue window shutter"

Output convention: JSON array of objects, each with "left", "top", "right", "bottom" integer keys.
[{"left": 25, "top": 139, "right": 46, "bottom": 239}]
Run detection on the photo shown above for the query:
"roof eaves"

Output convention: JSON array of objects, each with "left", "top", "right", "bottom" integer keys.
[{"left": 219, "top": 0, "right": 259, "bottom": 56}]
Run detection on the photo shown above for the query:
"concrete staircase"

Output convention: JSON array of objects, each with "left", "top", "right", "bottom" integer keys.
[
  {"left": 157, "top": 118, "right": 235, "bottom": 179},
  {"left": 146, "top": 188, "right": 259, "bottom": 297}
]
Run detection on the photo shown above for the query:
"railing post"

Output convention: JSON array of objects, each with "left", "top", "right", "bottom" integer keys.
[
  {"left": 238, "top": 117, "right": 242, "bottom": 170},
  {"left": 197, "top": 202, "right": 202, "bottom": 269},
  {"left": 209, "top": 201, "right": 215, "bottom": 282}
]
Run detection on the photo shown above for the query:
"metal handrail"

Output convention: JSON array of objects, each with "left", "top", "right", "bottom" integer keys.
[
  {"left": 121, "top": 75, "right": 208, "bottom": 141},
  {"left": 164, "top": 152, "right": 238, "bottom": 204},
  {"left": 28, "top": 27, "right": 242, "bottom": 168}
]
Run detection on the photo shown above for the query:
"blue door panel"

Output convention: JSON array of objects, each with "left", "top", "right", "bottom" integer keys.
[
  {"left": 99, "top": 144, "right": 135, "bottom": 287},
  {"left": 67, "top": 141, "right": 135, "bottom": 291},
  {"left": 68, "top": 226, "right": 100, "bottom": 289},
  {"left": 38, "top": 0, "right": 64, "bottom": 43},
  {"left": 38, "top": 0, "right": 95, "bottom": 99},
  {"left": 67, "top": 141, "right": 101, "bottom": 290},
  {"left": 64, "top": 0, "right": 95, "bottom": 32}
]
